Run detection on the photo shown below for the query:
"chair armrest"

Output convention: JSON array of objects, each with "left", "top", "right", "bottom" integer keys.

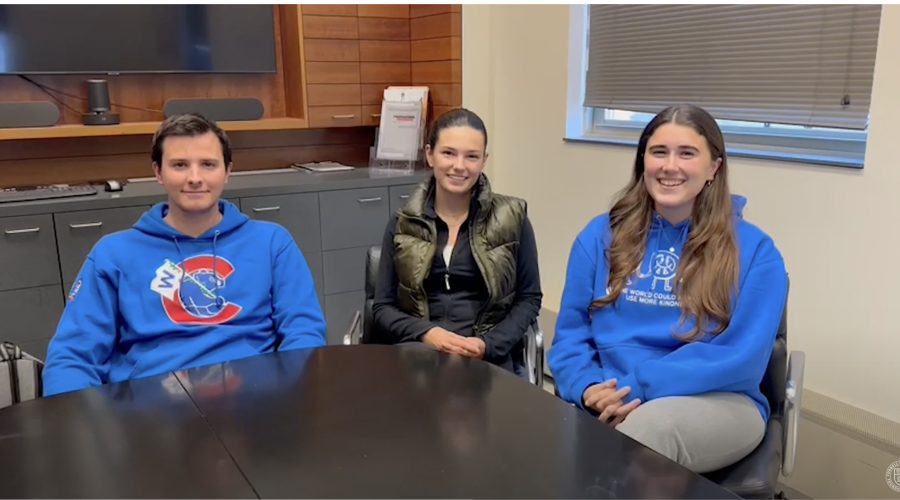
[
  {"left": 523, "top": 319, "right": 545, "bottom": 388},
  {"left": 782, "top": 350, "right": 805, "bottom": 476},
  {"left": 342, "top": 310, "right": 363, "bottom": 346}
]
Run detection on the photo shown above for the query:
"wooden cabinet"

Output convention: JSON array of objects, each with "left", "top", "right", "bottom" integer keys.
[{"left": 301, "top": 4, "right": 412, "bottom": 128}]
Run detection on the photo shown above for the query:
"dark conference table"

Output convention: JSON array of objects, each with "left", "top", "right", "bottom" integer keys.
[{"left": 0, "top": 345, "right": 739, "bottom": 499}]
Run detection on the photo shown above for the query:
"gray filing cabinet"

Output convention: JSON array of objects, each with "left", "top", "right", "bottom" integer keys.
[
  {"left": 319, "top": 186, "right": 391, "bottom": 344},
  {"left": 55, "top": 205, "right": 152, "bottom": 291},
  {"left": 240, "top": 193, "right": 325, "bottom": 309}
]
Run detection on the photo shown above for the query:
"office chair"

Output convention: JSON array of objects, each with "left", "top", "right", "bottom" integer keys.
[
  {"left": 344, "top": 245, "right": 545, "bottom": 388},
  {"left": 549, "top": 278, "right": 803, "bottom": 499},
  {"left": 702, "top": 278, "right": 804, "bottom": 500}
]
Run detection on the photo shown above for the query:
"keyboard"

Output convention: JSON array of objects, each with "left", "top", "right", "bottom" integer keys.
[{"left": 0, "top": 185, "right": 98, "bottom": 204}]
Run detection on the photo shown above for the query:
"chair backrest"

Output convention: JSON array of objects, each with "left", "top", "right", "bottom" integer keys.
[
  {"left": 759, "top": 276, "right": 789, "bottom": 422},
  {"left": 363, "top": 245, "right": 382, "bottom": 344}
]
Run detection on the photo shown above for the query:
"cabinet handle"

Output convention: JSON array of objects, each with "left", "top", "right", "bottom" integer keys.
[
  {"left": 371, "top": 113, "right": 381, "bottom": 118},
  {"left": 332, "top": 114, "right": 355, "bottom": 119},
  {"left": 4, "top": 227, "right": 40, "bottom": 235},
  {"left": 69, "top": 222, "right": 103, "bottom": 229},
  {"left": 399, "top": 194, "right": 410, "bottom": 199},
  {"left": 252, "top": 206, "right": 281, "bottom": 212},
  {"left": 357, "top": 197, "right": 382, "bottom": 203}
]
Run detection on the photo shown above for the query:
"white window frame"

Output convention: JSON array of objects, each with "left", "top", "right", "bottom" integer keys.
[{"left": 564, "top": 5, "right": 867, "bottom": 169}]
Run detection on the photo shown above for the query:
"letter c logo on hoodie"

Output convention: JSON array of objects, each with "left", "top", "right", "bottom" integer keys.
[{"left": 151, "top": 254, "right": 242, "bottom": 325}]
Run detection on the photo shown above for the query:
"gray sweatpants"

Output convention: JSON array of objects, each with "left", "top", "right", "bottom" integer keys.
[{"left": 615, "top": 392, "right": 766, "bottom": 473}]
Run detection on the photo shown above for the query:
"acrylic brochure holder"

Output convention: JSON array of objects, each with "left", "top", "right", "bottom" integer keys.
[{"left": 370, "top": 87, "right": 428, "bottom": 176}]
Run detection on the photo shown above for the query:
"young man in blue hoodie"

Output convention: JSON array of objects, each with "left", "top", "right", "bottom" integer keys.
[
  {"left": 549, "top": 105, "right": 788, "bottom": 473},
  {"left": 43, "top": 113, "right": 327, "bottom": 397}
]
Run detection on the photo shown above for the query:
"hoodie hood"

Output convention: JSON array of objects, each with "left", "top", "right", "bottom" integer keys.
[
  {"left": 133, "top": 200, "right": 249, "bottom": 240},
  {"left": 731, "top": 194, "right": 747, "bottom": 219}
]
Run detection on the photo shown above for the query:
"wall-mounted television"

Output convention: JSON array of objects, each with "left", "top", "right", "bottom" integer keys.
[{"left": 0, "top": 5, "right": 278, "bottom": 75}]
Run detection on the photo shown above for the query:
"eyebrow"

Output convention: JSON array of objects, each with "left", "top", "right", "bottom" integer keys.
[{"left": 648, "top": 144, "right": 700, "bottom": 151}]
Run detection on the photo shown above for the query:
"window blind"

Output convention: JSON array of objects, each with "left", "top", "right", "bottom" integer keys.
[{"left": 584, "top": 5, "right": 882, "bottom": 130}]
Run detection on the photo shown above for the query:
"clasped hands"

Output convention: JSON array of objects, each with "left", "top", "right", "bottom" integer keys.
[
  {"left": 582, "top": 379, "right": 641, "bottom": 427},
  {"left": 422, "top": 327, "right": 485, "bottom": 359}
]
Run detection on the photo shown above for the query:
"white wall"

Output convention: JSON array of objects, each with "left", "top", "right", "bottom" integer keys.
[{"left": 462, "top": 4, "right": 900, "bottom": 423}]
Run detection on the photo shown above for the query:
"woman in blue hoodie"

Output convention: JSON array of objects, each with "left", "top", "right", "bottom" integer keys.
[{"left": 548, "top": 104, "right": 788, "bottom": 473}]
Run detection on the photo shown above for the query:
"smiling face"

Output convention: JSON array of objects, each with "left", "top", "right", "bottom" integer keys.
[
  {"left": 642, "top": 122, "right": 721, "bottom": 223},
  {"left": 425, "top": 125, "right": 488, "bottom": 197},
  {"left": 154, "top": 131, "right": 231, "bottom": 215}
]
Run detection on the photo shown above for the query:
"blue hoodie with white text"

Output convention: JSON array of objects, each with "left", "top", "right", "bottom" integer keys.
[
  {"left": 43, "top": 200, "right": 326, "bottom": 397},
  {"left": 547, "top": 196, "right": 788, "bottom": 421}
]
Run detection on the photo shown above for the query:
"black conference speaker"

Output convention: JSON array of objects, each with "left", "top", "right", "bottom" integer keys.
[
  {"left": 82, "top": 79, "right": 120, "bottom": 126},
  {"left": 0, "top": 102, "right": 60, "bottom": 129},
  {"left": 163, "top": 98, "right": 265, "bottom": 122}
]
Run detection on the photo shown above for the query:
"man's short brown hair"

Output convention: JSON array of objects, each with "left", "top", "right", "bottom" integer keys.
[{"left": 151, "top": 113, "right": 232, "bottom": 167}]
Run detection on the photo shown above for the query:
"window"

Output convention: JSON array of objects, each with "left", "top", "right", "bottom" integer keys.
[{"left": 565, "top": 5, "right": 882, "bottom": 169}]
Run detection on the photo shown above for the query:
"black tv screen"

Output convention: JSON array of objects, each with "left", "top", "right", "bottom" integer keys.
[{"left": 0, "top": 5, "right": 278, "bottom": 75}]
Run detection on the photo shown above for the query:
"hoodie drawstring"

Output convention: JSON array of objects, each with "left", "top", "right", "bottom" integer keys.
[
  {"left": 213, "top": 230, "right": 223, "bottom": 309},
  {"left": 173, "top": 237, "right": 187, "bottom": 305}
]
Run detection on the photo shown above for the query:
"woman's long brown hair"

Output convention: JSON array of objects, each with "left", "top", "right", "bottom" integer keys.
[{"left": 591, "top": 105, "right": 739, "bottom": 340}]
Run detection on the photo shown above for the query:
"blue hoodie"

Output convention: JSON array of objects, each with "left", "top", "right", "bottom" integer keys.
[
  {"left": 43, "top": 200, "right": 326, "bottom": 397},
  {"left": 547, "top": 195, "right": 787, "bottom": 421}
]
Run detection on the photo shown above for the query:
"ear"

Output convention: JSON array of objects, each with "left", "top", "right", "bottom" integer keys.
[
  {"left": 153, "top": 162, "right": 163, "bottom": 185},
  {"left": 225, "top": 162, "right": 233, "bottom": 184},
  {"left": 424, "top": 144, "right": 435, "bottom": 168},
  {"left": 710, "top": 157, "right": 722, "bottom": 180}
]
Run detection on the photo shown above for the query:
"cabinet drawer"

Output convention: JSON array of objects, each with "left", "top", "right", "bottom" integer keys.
[
  {"left": 55, "top": 206, "right": 150, "bottom": 285},
  {"left": 324, "top": 291, "right": 364, "bottom": 345},
  {"left": 307, "top": 84, "right": 362, "bottom": 106},
  {"left": 362, "top": 105, "right": 381, "bottom": 126},
  {"left": 309, "top": 106, "right": 363, "bottom": 128},
  {"left": 389, "top": 184, "right": 418, "bottom": 213},
  {"left": 0, "top": 214, "right": 59, "bottom": 291},
  {"left": 240, "top": 193, "right": 321, "bottom": 257},
  {"left": 323, "top": 246, "right": 370, "bottom": 295},
  {"left": 320, "top": 187, "right": 389, "bottom": 251},
  {"left": 0, "top": 286, "right": 64, "bottom": 346}
]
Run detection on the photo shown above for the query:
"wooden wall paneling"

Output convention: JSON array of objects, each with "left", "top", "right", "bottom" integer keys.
[
  {"left": 356, "top": 6, "right": 412, "bottom": 117},
  {"left": 359, "top": 41, "right": 411, "bottom": 63},
  {"left": 361, "top": 63, "right": 412, "bottom": 84},
  {"left": 305, "top": 62, "right": 361, "bottom": 85},
  {"left": 304, "top": 39, "right": 361, "bottom": 62},
  {"left": 357, "top": 5, "right": 409, "bottom": 19},
  {"left": 358, "top": 18, "right": 411, "bottom": 40},
  {"left": 409, "top": 5, "right": 462, "bottom": 114},
  {"left": 302, "top": 15, "right": 360, "bottom": 39},
  {"left": 0, "top": 6, "right": 291, "bottom": 125},
  {"left": 279, "top": 5, "right": 306, "bottom": 120},
  {"left": 302, "top": 5, "right": 358, "bottom": 17},
  {"left": 409, "top": 5, "right": 453, "bottom": 18},
  {"left": 303, "top": 5, "right": 363, "bottom": 122}
]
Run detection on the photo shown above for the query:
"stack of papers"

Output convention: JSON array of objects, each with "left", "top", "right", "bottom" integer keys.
[{"left": 291, "top": 162, "right": 355, "bottom": 172}]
